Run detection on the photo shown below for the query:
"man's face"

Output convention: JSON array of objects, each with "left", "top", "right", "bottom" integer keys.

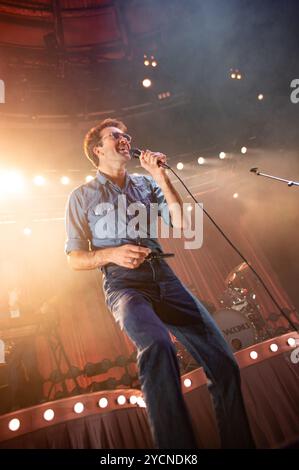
[{"left": 97, "top": 126, "right": 132, "bottom": 164}]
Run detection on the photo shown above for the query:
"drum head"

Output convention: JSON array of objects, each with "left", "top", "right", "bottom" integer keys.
[{"left": 213, "top": 309, "right": 257, "bottom": 351}]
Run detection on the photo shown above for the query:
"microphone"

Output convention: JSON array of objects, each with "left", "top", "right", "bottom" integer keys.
[{"left": 129, "top": 148, "right": 169, "bottom": 169}]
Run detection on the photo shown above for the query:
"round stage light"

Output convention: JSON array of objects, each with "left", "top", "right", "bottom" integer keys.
[
  {"left": 61, "top": 176, "right": 70, "bottom": 185},
  {"left": 219, "top": 152, "right": 226, "bottom": 159},
  {"left": 287, "top": 337, "right": 296, "bottom": 347},
  {"left": 241, "top": 146, "right": 247, "bottom": 154},
  {"left": 269, "top": 343, "right": 278, "bottom": 353},
  {"left": 233, "top": 193, "right": 239, "bottom": 199},
  {"left": 142, "top": 78, "right": 152, "bottom": 88},
  {"left": 98, "top": 398, "right": 108, "bottom": 408},
  {"left": 43, "top": 409, "right": 55, "bottom": 421},
  {"left": 33, "top": 175, "right": 46, "bottom": 186},
  {"left": 176, "top": 162, "right": 184, "bottom": 170},
  {"left": 129, "top": 395, "right": 138, "bottom": 405},
  {"left": 85, "top": 175, "right": 94, "bottom": 183},
  {"left": 137, "top": 396, "right": 146, "bottom": 408},
  {"left": 23, "top": 227, "right": 32, "bottom": 236},
  {"left": 73, "top": 402, "right": 84, "bottom": 414},
  {"left": 250, "top": 351, "right": 258, "bottom": 360},
  {"left": 258, "top": 94, "right": 264, "bottom": 100},
  {"left": 197, "top": 157, "right": 205, "bottom": 165},
  {"left": 183, "top": 378, "right": 192, "bottom": 388},
  {"left": 0, "top": 171, "right": 25, "bottom": 195},
  {"left": 117, "top": 395, "right": 126, "bottom": 406},
  {"left": 8, "top": 418, "right": 20, "bottom": 431}
]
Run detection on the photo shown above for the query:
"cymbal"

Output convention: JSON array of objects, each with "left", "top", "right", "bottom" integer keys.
[{"left": 225, "top": 262, "right": 248, "bottom": 286}]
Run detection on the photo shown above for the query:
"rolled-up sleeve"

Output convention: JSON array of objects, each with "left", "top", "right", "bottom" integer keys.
[
  {"left": 65, "top": 190, "right": 90, "bottom": 254},
  {"left": 150, "top": 177, "right": 172, "bottom": 226}
]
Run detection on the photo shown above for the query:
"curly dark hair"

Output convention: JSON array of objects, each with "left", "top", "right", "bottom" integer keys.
[{"left": 83, "top": 118, "right": 127, "bottom": 167}]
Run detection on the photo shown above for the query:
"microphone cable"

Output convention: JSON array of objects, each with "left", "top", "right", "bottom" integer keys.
[{"left": 131, "top": 149, "right": 298, "bottom": 332}]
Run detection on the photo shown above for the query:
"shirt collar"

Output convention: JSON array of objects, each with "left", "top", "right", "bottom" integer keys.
[{"left": 96, "top": 170, "right": 133, "bottom": 190}]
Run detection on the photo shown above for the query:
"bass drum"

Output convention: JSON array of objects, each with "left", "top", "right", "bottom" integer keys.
[{"left": 213, "top": 309, "right": 257, "bottom": 352}]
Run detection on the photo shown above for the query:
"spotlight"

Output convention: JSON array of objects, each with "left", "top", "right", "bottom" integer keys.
[
  {"left": 158, "top": 91, "right": 171, "bottom": 100},
  {"left": 23, "top": 227, "right": 32, "bottom": 236},
  {"left": 137, "top": 396, "right": 146, "bottom": 408},
  {"left": 43, "top": 409, "right": 55, "bottom": 421},
  {"left": 197, "top": 157, "right": 205, "bottom": 165},
  {"left": 287, "top": 338, "right": 296, "bottom": 347},
  {"left": 129, "top": 395, "right": 138, "bottom": 405},
  {"left": 144, "top": 59, "right": 150, "bottom": 66},
  {"left": 269, "top": 344, "right": 278, "bottom": 352},
  {"left": 219, "top": 152, "right": 226, "bottom": 159},
  {"left": 249, "top": 351, "right": 258, "bottom": 360},
  {"left": 241, "top": 146, "right": 247, "bottom": 154},
  {"left": 33, "top": 175, "right": 46, "bottom": 186},
  {"left": 151, "top": 60, "right": 157, "bottom": 67},
  {"left": 142, "top": 78, "right": 152, "bottom": 88},
  {"left": 98, "top": 398, "right": 108, "bottom": 408},
  {"left": 73, "top": 402, "right": 84, "bottom": 414},
  {"left": 231, "top": 73, "right": 236, "bottom": 79},
  {"left": 176, "top": 162, "right": 184, "bottom": 170},
  {"left": 0, "top": 171, "right": 25, "bottom": 195},
  {"left": 258, "top": 94, "right": 264, "bottom": 100},
  {"left": 237, "top": 74, "right": 242, "bottom": 80},
  {"left": 187, "top": 205, "right": 193, "bottom": 212},
  {"left": 8, "top": 419, "right": 20, "bottom": 431},
  {"left": 60, "top": 176, "right": 70, "bottom": 185},
  {"left": 183, "top": 378, "right": 192, "bottom": 388},
  {"left": 117, "top": 395, "right": 126, "bottom": 406},
  {"left": 233, "top": 193, "right": 239, "bottom": 199},
  {"left": 85, "top": 175, "right": 94, "bottom": 183}
]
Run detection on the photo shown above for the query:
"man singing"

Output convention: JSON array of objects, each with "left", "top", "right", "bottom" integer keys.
[{"left": 65, "top": 118, "right": 255, "bottom": 449}]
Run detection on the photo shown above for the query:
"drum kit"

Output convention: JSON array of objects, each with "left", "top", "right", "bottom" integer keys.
[{"left": 214, "top": 262, "right": 273, "bottom": 352}]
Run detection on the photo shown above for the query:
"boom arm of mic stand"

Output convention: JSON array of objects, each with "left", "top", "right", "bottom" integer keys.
[{"left": 250, "top": 168, "right": 299, "bottom": 187}]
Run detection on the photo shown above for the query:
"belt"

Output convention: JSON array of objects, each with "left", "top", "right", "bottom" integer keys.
[{"left": 145, "top": 252, "right": 175, "bottom": 261}]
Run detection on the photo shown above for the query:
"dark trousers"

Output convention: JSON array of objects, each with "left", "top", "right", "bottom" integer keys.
[{"left": 102, "top": 259, "right": 255, "bottom": 449}]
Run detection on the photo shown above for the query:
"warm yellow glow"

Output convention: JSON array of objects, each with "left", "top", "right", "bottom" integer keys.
[
  {"left": 197, "top": 157, "right": 205, "bottom": 165},
  {"left": 23, "top": 227, "right": 32, "bottom": 236},
  {"left": 0, "top": 170, "right": 25, "bottom": 196},
  {"left": 33, "top": 175, "right": 46, "bottom": 186},
  {"left": 85, "top": 175, "right": 94, "bottom": 183},
  {"left": 60, "top": 176, "right": 70, "bottom": 185},
  {"left": 176, "top": 162, "right": 184, "bottom": 170},
  {"left": 219, "top": 152, "right": 226, "bottom": 159}
]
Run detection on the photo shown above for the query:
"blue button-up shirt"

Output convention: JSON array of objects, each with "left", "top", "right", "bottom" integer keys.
[{"left": 65, "top": 170, "right": 171, "bottom": 255}]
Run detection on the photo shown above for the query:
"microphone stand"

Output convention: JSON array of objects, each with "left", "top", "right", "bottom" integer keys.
[
  {"left": 250, "top": 168, "right": 299, "bottom": 187},
  {"left": 132, "top": 151, "right": 298, "bottom": 332}
]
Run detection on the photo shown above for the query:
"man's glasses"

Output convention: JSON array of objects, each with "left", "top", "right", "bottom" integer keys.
[{"left": 102, "top": 131, "right": 132, "bottom": 143}]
